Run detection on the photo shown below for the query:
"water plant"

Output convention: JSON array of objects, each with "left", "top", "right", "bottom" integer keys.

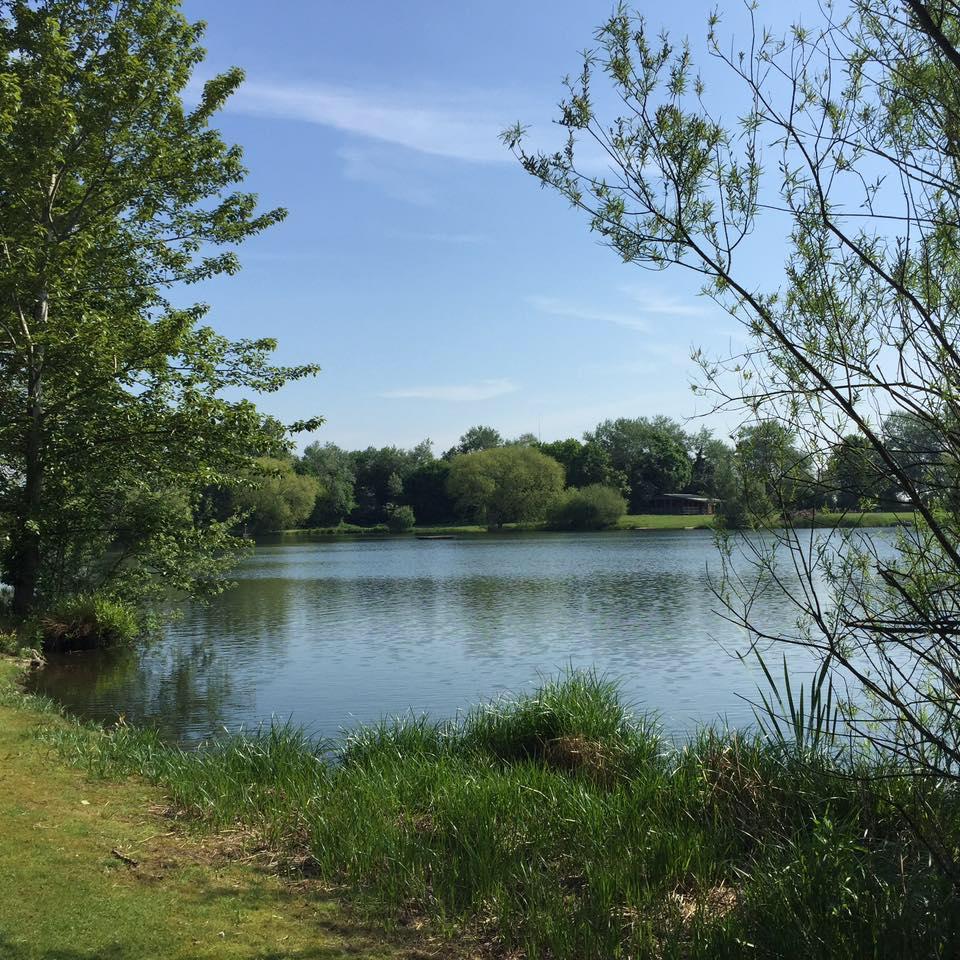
[{"left": 31, "top": 671, "right": 960, "bottom": 959}]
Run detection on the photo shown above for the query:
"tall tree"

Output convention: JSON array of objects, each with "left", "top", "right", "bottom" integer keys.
[
  {"left": 447, "top": 446, "right": 564, "bottom": 528},
  {"left": 0, "top": 1, "right": 319, "bottom": 615},
  {"left": 298, "top": 442, "right": 356, "bottom": 526},
  {"left": 443, "top": 425, "right": 503, "bottom": 459},
  {"left": 585, "top": 417, "right": 692, "bottom": 510},
  {"left": 508, "top": 0, "right": 960, "bottom": 816}
]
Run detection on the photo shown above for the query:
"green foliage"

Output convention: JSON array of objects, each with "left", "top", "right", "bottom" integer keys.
[
  {"left": 38, "top": 592, "right": 139, "bottom": 652},
  {"left": 234, "top": 457, "right": 319, "bottom": 534},
  {"left": 825, "top": 434, "right": 893, "bottom": 510},
  {"left": 349, "top": 442, "right": 432, "bottom": 524},
  {"left": 403, "top": 459, "right": 454, "bottom": 524},
  {"left": 0, "top": 0, "right": 320, "bottom": 617},
  {"left": 506, "top": 0, "right": 960, "bottom": 834},
  {"left": 446, "top": 445, "right": 565, "bottom": 527},
  {"left": 547, "top": 484, "right": 627, "bottom": 530},
  {"left": 40, "top": 672, "right": 960, "bottom": 959},
  {"left": 298, "top": 442, "right": 357, "bottom": 526},
  {"left": 0, "top": 630, "right": 26, "bottom": 656},
  {"left": 586, "top": 417, "right": 693, "bottom": 510},
  {"left": 384, "top": 503, "right": 415, "bottom": 533},
  {"left": 443, "top": 424, "right": 503, "bottom": 459}
]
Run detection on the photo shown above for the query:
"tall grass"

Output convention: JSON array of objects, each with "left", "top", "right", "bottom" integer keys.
[{"left": 35, "top": 671, "right": 960, "bottom": 958}]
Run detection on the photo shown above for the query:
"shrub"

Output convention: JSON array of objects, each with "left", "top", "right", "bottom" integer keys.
[
  {"left": 0, "top": 630, "right": 24, "bottom": 656},
  {"left": 547, "top": 484, "right": 627, "bottom": 530},
  {"left": 385, "top": 503, "right": 416, "bottom": 533},
  {"left": 38, "top": 593, "right": 140, "bottom": 652}
]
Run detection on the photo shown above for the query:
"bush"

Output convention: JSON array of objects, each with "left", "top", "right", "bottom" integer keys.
[
  {"left": 547, "top": 484, "right": 627, "bottom": 530},
  {"left": 0, "top": 630, "right": 25, "bottom": 656},
  {"left": 38, "top": 593, "right": 140, "bottom": 652},
  {"left": 385, "top": 503, "right": 416, "bottom": 533}
]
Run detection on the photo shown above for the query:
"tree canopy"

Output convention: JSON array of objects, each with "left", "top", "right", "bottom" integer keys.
[
  {"left": 0, "top": 0, "right": 319, "bottom": 616},
  {"left": 446, "top": 446, "right": 565, "bottom": 528},
  {"left": 508, "top": 0, "right": 960, "bottom": 815}
]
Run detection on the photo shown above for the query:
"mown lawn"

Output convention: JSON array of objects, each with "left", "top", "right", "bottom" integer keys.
[{"left": 0, "top": 662, "right": 418, "bottom": 960}]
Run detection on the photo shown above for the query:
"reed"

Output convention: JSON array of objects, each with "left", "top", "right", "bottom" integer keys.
[{"left": 35, "top": 671, "right": 960, "bottom": 958}]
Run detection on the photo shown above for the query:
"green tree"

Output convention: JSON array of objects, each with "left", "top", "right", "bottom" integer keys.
[
  {"left": 298, "top": 442, "right": 356, "bottom": 526},
  {"left": 443, "top": 425, "right": 503, "bottom": 459},
  {"left": 687, "top": 431, "right": 734, "bottom": 499},
  {"left": 734, "top": 423, "right": 822, "bottom": 513},
  {"left": 385, "top": 503, "right": 416, "bottom": 533},
  {"left": 235, "top": 458, "right": 319, "bottom": 535},
  {"left": 404, "top": 459, "right": 454, "bottom": 524},
  {"left": 508, "top": 0, "right": 960, "bottom": 812},
  {"left": 585, "top": 417, "right": 691, "bottom": 510},
  {"left": 546, "top": 484, "right": 627, "bottom": 530},
  {"left": 349, "top": 442, "right": 431, "bottom": 524},
  {"left": 447, "top": 446, "right": 564, "bottom": 528},
  {"left": 825, "top": 434, "right": 893, "bottom": 510},
  {"left": 0, "top": 0, "right": 319, "bottom": 616}
]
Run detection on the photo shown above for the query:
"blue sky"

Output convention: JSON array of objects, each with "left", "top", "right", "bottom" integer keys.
[{"left": 180, "top": 1, "right": 810, "bottom": 452}]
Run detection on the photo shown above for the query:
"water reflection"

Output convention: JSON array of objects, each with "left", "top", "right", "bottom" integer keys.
[{"left": 29, "top": 531, "right": 877, "bottom": 743}]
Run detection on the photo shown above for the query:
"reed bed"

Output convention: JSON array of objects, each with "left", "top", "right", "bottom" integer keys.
[{"left": 35, "top": 672, "right": 960, "bottom": 958}]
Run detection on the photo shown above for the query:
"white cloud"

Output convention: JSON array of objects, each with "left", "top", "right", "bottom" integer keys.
[
  {"left": 225, "top": 80, "right": 515, "bottom": 164},
  {"left": 526, "top": 295, "right": 650, "bottom": 332},
  {"left": 381, "top": 379, "right": 518, "bottom": 402}
]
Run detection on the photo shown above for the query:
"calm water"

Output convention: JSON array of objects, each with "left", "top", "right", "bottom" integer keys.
[{"left": 30, "top": 530, "right": 856, "bottom": 743}]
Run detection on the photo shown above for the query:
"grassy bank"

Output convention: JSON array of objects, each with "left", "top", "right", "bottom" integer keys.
[
  {"left": 7, "top": 664, "right": 958, "bottom": 959},
  {"left": 282, "top": 510, "right": 912, "bottom": 539},
  {"left": 0, "top": 661, "right": 418, "bottom": 960}
]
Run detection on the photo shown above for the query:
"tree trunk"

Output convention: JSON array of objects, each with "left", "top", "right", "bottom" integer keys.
[{"left": 12, "top": 302, "right": 46, "bottom": 617}]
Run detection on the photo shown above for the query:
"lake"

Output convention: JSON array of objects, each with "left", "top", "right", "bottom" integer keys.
[{"left": 29, "top": 530, "right": 857, "bottom": 743}]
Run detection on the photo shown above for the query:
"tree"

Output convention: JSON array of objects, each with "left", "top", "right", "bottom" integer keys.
[
  {"left": 734, "top": 423, "right": 822, "bottom": 513},
  {"left": 404, "top": 459, "right": 455, "bottom": 524},
  {"left": 385, "top": 503, "right": 416, "bottom": 532},
  {"left": 882, "top": 412, "right": 949, "bottom": 506},
  {"left": 298, "top": 443, "right": 356, "bottom": 527},
  {"left": 825, "top": 434, "right": 893, "bottom": 510},
  {"left": 546, "top": 484, "right": 627, "bottom": 530},
  {"left": 235, "top": 458, "right": 319, "bottom": 534},
  {"left": 686, "top": 430, "right": 734, "bottom": 499},
  {"left": 585, "top": 417, "right": 692, "bottom": 510},
  {"left": 446, "top": 446, "right": 564, "bottom": 528},
  {"left": 349, "top": 443, "right": 431, "bottom": 524},
  {"left": 508, "top": 0, "right": 960, "bottom": 820},
  {"left": 443, "top": 425, "right": 503, "bottom": 459},
  {"left": 0, "top": 1, "right": 319, "bottom": 617}
]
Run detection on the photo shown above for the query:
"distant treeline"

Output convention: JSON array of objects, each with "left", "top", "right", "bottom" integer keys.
[{"left": 221, "top": 413, "right": 936, "bottom": 534}]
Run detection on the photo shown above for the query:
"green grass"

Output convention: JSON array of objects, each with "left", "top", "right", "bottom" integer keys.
[
  {"left": 281, "top": 511, "right": 914, "bottom": 538},
  {"left": 11, "top": 664, "right": 959, "bottom": 959},
  {"left": 0, "top": 661, "right": 419, "bottom": 960}
]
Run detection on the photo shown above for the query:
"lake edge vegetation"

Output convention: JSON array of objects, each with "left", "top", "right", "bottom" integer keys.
[{"left": 4, "top": 660, "right": 959, "bottom": 959}]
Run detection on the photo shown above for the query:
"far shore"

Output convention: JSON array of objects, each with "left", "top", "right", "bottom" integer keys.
[{"left": 275, "top": 510, "right": 913, "bottom": 539}]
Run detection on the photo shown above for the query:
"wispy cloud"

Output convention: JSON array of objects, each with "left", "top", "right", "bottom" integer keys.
[
  {"left": 226, "top": 80, "right": 514, "bottom": 164},
  {"left": 382, "top": 379, "right": 518, "bottom": 402},
  {"left": 527, "top": 296, "right": 650, "bottom": 332},
  {"left": 618, "top": 285, "right": 708, "bottom": 318},
  {"left": 528, "top": 289, "right": 710, "bottom": 332},
  {"left": 338, "top": 146, "right": 438, "bottom": 205}
]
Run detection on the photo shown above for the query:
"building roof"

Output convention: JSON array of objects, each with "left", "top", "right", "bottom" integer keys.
[{"left": 658, "top": 493, "right": 721, "bottom": 503}]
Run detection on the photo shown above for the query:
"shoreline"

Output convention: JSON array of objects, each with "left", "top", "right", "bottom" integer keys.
[
  {"left": 3, "top": 657, "right": 955, "bottom": 958},
  {"left": 276, "top": 510, "right": 912, "bottom": 540}
]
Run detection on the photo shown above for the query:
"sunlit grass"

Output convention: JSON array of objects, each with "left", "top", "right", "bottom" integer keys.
[{"left": 26, "top": 667, "right": 960, "bottom": 959}]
